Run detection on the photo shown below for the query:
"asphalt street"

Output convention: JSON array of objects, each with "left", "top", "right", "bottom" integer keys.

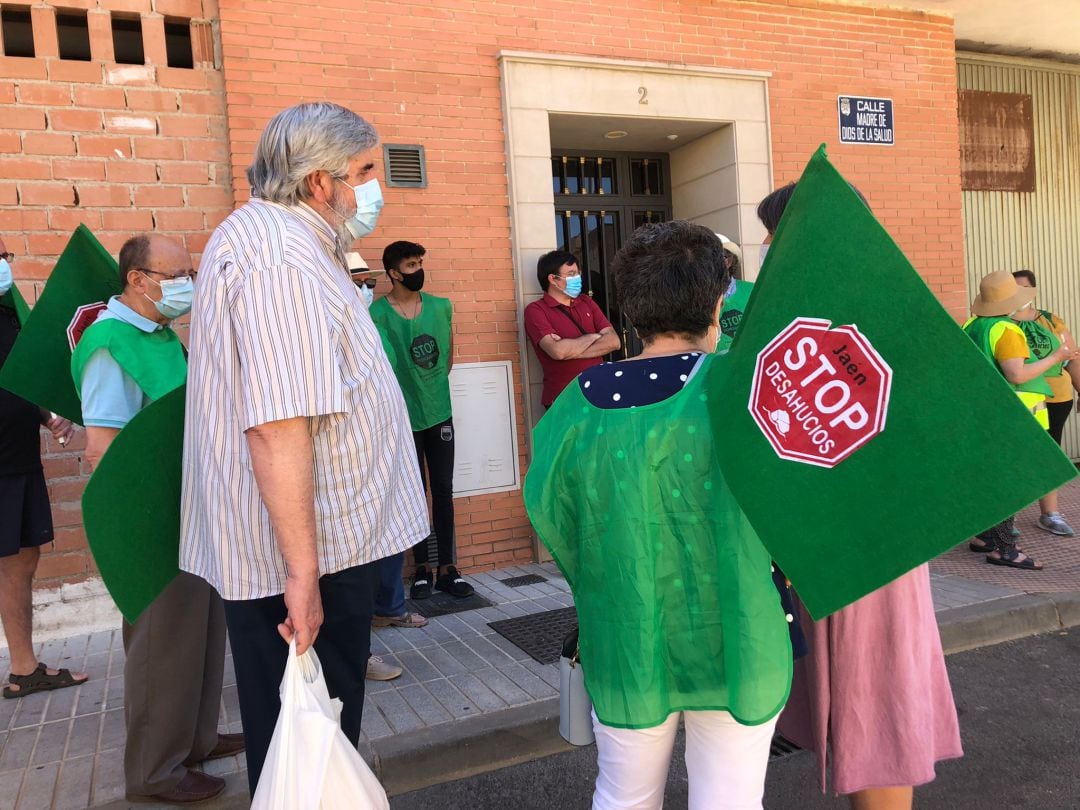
[{"left": 390, "top": 629, "right": 1080, "bottom": 809}]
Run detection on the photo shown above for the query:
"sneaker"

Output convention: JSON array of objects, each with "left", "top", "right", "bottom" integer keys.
[
  {"left": 1037, "top": 512, "right": 1075, "bottom": 537},
  {"left": 410, "top": 566, "right": 433, "bottom": 600},
  {"left": 366, "top": 655, "right": 403, "bottom": 681},
  {"left": 435, "top": 565, "right": 474, "bottom": 598},
  {"left": 372, "top": 611, "right": 428, "bottom": 629}
]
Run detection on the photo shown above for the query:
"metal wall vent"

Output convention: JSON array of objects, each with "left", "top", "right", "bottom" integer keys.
[{"left": 384, "top": 144, "right": 428, "bottom": 188}]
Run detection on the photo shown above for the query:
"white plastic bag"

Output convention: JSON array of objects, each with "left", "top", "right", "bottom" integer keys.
[{"left": 251, "top": 641, "right": 390, "bottom": 810}]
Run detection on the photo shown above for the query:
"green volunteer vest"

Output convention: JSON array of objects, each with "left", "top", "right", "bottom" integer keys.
[
  {"left": 717, "top": 279, "right": 753, "bottom": 353},
  {"left": 1019, "top": 313, "right": 1064, "bottom": 379},
  {"left": 963, "top": 316, "right": 1053, "bottom": 397},
  {"left": 524, "top": 353, "right": 792, "bottom": 729},
  {"left": 369, "top": 293, "right": 453, "bottom": 432},
  {"left": 71, "top": 317, "right": 187, "bottom": 405}
]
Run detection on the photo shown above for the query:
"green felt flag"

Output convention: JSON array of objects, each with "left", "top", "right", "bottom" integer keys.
[
  {"left": 713, "top": 146, "right": 1076, "bottom": 620},
  {"left": 0, "top": 284, "right": 31, "bottom": 327},
  {"left": 81, "top": 385, "right": 185, "bottom": 623},
  {"left": 0, "top": 226, "right": 120, "bottom": 424}
]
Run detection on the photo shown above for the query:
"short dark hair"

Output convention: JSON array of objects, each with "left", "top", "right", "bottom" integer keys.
[
  {"left": 1013, "top": 269, "right": 1037, "bottom": 287},
  {"left": 611, "top": 221, "right": 729, "bottom": 343},
  {"left": 536, "top": 250, "right": 578, "bottom": 292},
  {"left": 118, "top": 235, "right": 152, "bottom": 289},
  {"left": 756, "top": 182, "right": 797, "bottom": 235},
  {"left": 382, "top": 241, "right": 425, "bottom": 274}
]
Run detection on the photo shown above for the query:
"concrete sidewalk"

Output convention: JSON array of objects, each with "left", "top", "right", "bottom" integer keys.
[{"left": 3, "top": 483, "right": 1079, "bottom": 809}]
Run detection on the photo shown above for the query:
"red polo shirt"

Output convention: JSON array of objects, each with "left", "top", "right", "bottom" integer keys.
[{"left": 524, "top": 292, "right": 613, "bottom": 407}]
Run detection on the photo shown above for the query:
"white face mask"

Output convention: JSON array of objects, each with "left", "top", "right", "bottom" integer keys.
[
  {"left": 336, "top": 177, "right": 384, "bottom": 240},
  {"left": 758, "top": 244, "right": 770, "bottom": 267},
  {"left": 0, "top": 259, "right": 11, "bottom": 296}
]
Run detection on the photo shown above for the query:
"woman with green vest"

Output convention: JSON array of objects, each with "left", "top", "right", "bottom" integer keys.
[
  {"left": 525, "top": 221, "right": 791, "bottom": 809},
  {"left": 963, "top": 270, "right": 1079, "bottom": 569}
]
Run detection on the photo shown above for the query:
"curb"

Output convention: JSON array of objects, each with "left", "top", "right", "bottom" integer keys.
[
  {"left": 129, "top": 591, "right": 1080, "bottom": 808},
  {"left": 937, "top": 591, "right": 1080, "bottom": 654}
]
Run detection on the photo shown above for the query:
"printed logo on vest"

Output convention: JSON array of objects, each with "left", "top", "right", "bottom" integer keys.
[
  {"left": 67, "top": 302, "right": 108, "bottom": 352},
  {"left": 719, "top": 307, "right": 744, "bottom": 338},
  {"left": 410, "top": 333, "right": 440, "bottom": 370},
  {"left": 748, "top": 317, "right": 893, "bottom": 469}
]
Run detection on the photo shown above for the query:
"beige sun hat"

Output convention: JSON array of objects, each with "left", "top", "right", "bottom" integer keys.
[
  {"left": 714, "top": 233, "right": 743, "bottom": 263},
  {"left": 346, "top": 251, "right": 383, "bottom": 276},
  {"left": 971, "top": 270, "right": 1036, "bottom": 317}
]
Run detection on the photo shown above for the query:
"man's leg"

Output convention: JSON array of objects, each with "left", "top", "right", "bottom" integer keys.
[
  {"left": 123, "top": 572, "right": 223, "bottom": 796},
  {"left": 314, "top": 561, "right": 378, "bottom": 745},
  {"left": 0, "top": 546, "right": 40, "bottom": 676},
  {"left": 428, "top": 419, "right": 457, "bottom": 568},
  {"left": 373, "top": 552, "right": 406, "bottom": 619},
  {"left": 411, "top": 428, "right": 432, "bottom": 567},
  {"left": 222, "top": 592, "right": 289, "bottom": 797},
  {"left": 188, "top": 581, "right": 228, "bottom": 763}
]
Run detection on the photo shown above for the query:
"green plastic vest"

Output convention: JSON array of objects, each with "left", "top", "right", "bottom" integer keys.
[
  {"left": 963, "top": 316, "right": 1053, "bottom": 397},
  {"left": 369, "top": 293, "right": 453, "bottom": 431},
  {"left": 71, "top": 317, "right": 187, "bottom": 404},
  {"left": 524, "top": 353, "right": 792, "bottom": 729},
  {"left": 1018, "top": 314, "right": 1063, "bottom": 378},
  {"left": 716, "top": 280, "right": 753, "bottom": 354}
]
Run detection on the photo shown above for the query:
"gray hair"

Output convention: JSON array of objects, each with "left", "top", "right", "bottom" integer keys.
[{"left": 246, "top": 102, "right": 379, "bottom": 205}]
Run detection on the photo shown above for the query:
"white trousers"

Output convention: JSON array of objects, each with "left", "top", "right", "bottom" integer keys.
[{"left": 591, "top": 709, "right": 779, "bottom": 810}]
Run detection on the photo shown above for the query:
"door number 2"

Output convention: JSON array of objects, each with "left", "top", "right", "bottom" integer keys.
[{"left": 638, "top": 86, "right": 648, "bottom": 105}]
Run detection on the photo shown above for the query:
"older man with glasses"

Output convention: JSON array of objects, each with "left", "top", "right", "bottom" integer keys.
[
  {"left": 71, "top": 233, "right": 240, "bottom": 804},
  {"left": 180, "top": 102, "right": 430, "bottom": 797}
]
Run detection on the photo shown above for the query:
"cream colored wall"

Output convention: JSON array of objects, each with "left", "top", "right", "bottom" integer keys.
[{"left": 499, "top": 52, "right": 774, "bottom": 439}]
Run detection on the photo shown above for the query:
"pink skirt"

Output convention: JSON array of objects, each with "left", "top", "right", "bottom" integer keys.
[{"left": 777, "top": 565, "right": 963, "bottom": 795}]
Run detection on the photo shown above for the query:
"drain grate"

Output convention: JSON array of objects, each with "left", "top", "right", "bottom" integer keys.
[
  {"left": 499, "top": 574, "right": 548, "bottom": 588},
  {"left": 488, "top": 606, "right": 578, "bottom": 664},
  {"left": 405, "top": 591, "right": 493, "bottom": 619},
  {"left": 768, "top": 734, "right": 803, "bottom": 761}
]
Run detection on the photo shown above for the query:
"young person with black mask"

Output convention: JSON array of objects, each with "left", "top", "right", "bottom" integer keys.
[{"left": 369, "top": 241, "right": 474, "bottom": 602}]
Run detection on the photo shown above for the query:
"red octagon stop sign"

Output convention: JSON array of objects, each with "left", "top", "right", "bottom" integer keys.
[{"left": 748, "top": 317, "right": 893, "bottom": 469}]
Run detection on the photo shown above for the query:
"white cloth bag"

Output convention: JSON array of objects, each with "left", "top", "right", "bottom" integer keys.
[{"left": 251, "top": 641, "right": 389, "bottom": 810}]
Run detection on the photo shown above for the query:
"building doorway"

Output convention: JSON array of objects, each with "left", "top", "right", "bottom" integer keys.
[{"left": 551, "top": 151, "right": 672, "bottom": 359}]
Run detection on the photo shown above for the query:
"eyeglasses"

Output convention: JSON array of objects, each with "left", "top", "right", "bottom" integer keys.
[
  {"left": 0, "top": 252, "right": 14, "bottom": 262},
  {"left": 352, "top": 277, "right": 377, "bottom": 289},
  {"left": 139, "top": 268, "right": 197, "bottom": 282}
]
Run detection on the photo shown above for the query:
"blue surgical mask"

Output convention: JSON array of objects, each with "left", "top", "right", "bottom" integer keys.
[
  {"left": 564, "top": 275, "right": 583, "bottom": 299},
  {"left": 339, "top": 178, "right": 384, "bottom": 239},
  {"left": 0, "top": 259, "right": 11, "bottom": 296},
  {"left": 759, "top": 244, "right": 770, "bottom": 267},
  {"left": 359, "top": 284, "right": 374, "bottom": 307},
  {"left": 144, "top": 275, "right": 194, "bottom": 320}
]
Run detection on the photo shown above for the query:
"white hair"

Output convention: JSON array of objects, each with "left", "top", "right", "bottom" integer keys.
[{"left": 246, "top": 102, "right": 378, "bottom": 205}]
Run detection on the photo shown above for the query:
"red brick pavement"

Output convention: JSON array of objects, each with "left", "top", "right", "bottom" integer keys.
[{"left": 930, "top": 476, "right": 1080, "bottom": 593}]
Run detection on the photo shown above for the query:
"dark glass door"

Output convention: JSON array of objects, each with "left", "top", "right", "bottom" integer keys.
[{"left": 552, "top": 152, "right": 672, "bottom": 359}]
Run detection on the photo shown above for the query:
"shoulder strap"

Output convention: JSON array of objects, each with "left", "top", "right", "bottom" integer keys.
[{"left": 556, "top": 304, "right": 586, "bottom": 336}]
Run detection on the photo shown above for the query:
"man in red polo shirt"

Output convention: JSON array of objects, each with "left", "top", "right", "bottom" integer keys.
[{"left": 524, "top": 251, "right": 621, "bottom": 408}]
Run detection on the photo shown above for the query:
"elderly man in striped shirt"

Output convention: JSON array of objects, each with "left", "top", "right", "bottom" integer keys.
[{"left": 180, "top": 102, "right": 430, "bottom": 797}]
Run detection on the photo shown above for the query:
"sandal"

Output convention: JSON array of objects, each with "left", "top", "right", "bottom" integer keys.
[
  {"left": 3, "top": 663, "right": 88, "bottom": 699},
  {"left": 372, "top": 611, "right": 428, "bottom": 629},
  {"left": 987, "top": 549, "right": 1043, "bottom": 570},
  {"left": 969, "top": 540, "right": 995, "bottom": 553}
]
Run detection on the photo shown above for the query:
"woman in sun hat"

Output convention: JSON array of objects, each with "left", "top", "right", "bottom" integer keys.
[{"left": 962, "top": 270, "right": 1079, "bottom": 568}]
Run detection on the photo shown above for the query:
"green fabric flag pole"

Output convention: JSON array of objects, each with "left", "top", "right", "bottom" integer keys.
[
  {"left": 81, "top": 385, "right": 185, "bottom": 623},
  {"left": 0, "top": 284, "right": 32, "bottom": 327},
  {"left": 713, "top": 146, "right": 1076, "bottom": 620},
  {"left": 0, "top": 225, "right": 120, "bottom": 424}
]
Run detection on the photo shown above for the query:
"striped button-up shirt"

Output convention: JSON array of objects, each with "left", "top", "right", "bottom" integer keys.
[{"left": 180, "top": 198, "right": 429, "bottom": 600}]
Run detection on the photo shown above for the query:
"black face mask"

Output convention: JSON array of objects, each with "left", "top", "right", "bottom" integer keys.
[{"left": 397, "top": 268, "right": 425, "bottom": 292}]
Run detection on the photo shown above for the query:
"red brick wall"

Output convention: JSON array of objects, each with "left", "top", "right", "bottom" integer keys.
[
  {"left": 215, "top": 0, "right": 962, "bottom": 572},
  {"left": 9, "top": 0, "right": 965, "bottom": 587},
  {"left": 0, "top": 0, "right": 231, "bottom": 586}
]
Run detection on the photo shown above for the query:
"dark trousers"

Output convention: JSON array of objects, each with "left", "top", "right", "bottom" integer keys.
[
  {"left": 976, "top": 515, "right": 1017, "bottom": 555},
  {"left": 411, "top": 418, "right": 456, "bottom": 567},
  {"left": 123, "top": 571, "right": 226, "bottom": 795},
  {"left": 1047, "top": 399, "right": 1073, "bottom": 446},
  {"left": 222, "top": 561, "right": 379, "bottom": 797}
]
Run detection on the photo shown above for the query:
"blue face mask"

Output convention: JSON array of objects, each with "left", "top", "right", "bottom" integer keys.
[
  {"left": 340, "top": 178, "right": 384, "bottom": 239},
  {"left": 359, "top": 284, "right": 374, "bottom": 307},
  {"left": 145, "top": 275, "right": 194, "bottom": 320},
  {"left": 0, "top": 259, "right": 11, "bottom": 296},
  {"left": 564, "top": 274, "right": 583, "bottom": 299}
]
